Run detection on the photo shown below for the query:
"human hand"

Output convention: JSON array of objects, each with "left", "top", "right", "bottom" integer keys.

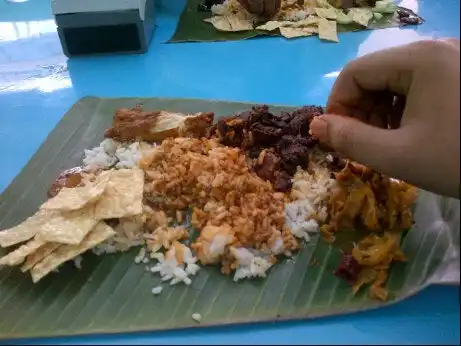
[
  {"left": 237, "top": 0, "right": 281, "bottom": 18},
  {"left": 309, "top": 39, "right": 460, "bottom": 198}
]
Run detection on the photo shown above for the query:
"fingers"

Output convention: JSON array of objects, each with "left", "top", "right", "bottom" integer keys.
[
  {"left": 264, "top": 0, "right": 281, "bottom": 17},
  {"left": 310, "top": 114, "right": 410, "bottom": 178},
  {"left": 325, "top": 42, "right": 421, "bottom": 115},
  {"left": 237, "top": 0, "right": 263, "bottom": 14},
  {"left": 237, "top": 0, "right": 280, "bottom": 17},
  {"left": 438, "top": 37, "right": 460, "bottom": 50}
]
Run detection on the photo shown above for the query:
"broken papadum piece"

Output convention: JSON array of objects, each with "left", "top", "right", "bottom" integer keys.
[
  {"left": 21, "top": 243, "right": 61, "bottom": 272},
  {"left": 0, "top": 237, "right": 46, "bottom": 266},
  {"left": 37, "top": 206, "right": 98, "bottom": 245},
  {"left": 31, "top": 222, "right": 116, "bottom": 283},
  {"left": 280, "top": 27, "right": 318, "bottom": 38},
  {"left": 318, "top": 18, "right": 339, "bottom": 42},
  {"left": 0, "top": 210, "right": 51, "bottom": 248},
  {"left": 93, "top": 168, "right": 144, "bottom": 219},
  {"left": 204, "top": 16, "right": 253, "bottom": 32},
  {"left": 347, "top": 8, "right": 374, "bottom": 27},
  {"left": 40, "top": 170, "right": 111, "bottom": 212}
]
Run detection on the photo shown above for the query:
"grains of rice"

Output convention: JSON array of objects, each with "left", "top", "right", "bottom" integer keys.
[
  {"left": 82, "top": 139, "right": 155, "bottom": 170},
  {"left": 230, "top": 247, "right": 273, "bottom": 282},
  {"left": 150, "top": 244, "right": 197, "bottom": 286},
  {"left": 83, "top": 139, "right": 120, "bottom": 168},
  {"left": 290, "top": 164, "right": 337, "bottom": 223},
  {"left": 151, "top": 286, "right": 163, "bottom": 295},
  {"left": 134, "top": 247, "right": 146, "bottom": 264},
  {"left": 285, "top": 201, "right": 320, "bottom": 242}
]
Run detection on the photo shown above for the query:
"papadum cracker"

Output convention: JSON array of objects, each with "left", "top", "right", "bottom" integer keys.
[
  {"left": 31, "top": 222, "right": 116, "bottom": 283},
  {"left": 38, "top": 206, "right": 98, "bottom": 245},
  {"left": 315, "top": 7, "right": 338, "bottom": 20},
  {"left": 0, "top": 237, "right": 46, "bottom": 266},
  {"left": 318, "top": 18, "right": 339, "bottom": 42},
  {"left": 21, "top": 243, "right": 60, "bottom": 272},
  {"left": 41, "top": 170, "right": 111, "bottom": 211},
  {"left": 0, "top": 210, "right": 50, "bottom": 248},
  {"left": 94, "top": 168, "right": 144, "bottom": 219},
  {"left": 280, "top": 27, "right": 317, "bottom": 39},
  {"left": 256, "top": 21, "right": 290, "bottom": 31},
  {"left": 204, "top": 16, "right": 253, "bottom": 32}
]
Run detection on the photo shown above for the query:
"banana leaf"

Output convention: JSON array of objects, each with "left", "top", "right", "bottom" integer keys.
[
  {"left": 0, "top": 97, "right": 458, "bottom": 340},
  {"left": 169, "top": 0, "right": 424, "bottom": 42}
]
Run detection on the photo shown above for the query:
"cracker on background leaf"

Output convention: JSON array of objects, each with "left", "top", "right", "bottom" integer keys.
[
  {"left": 315, "top": 7, "right": 338, "bottom": 20},
  {"left": 204, "top": 15, "right": 253, "bottom": 32},
  {"left": 348, "top": 8, "right": 374, "bottom": 27},
  {"left": 318, "top": 18, "right": 339, "bottom": 42},
  {"left": 280, "top": 27, "right": 317, "bottom": 39}
]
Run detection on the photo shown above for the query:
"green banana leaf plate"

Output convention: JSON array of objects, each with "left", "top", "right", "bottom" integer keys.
[
  {"left": 0, "top": 97, "right": 458, "bottom": 340},
  {"left": 169, "top": 0, "right": 424, "bottom": 43}
]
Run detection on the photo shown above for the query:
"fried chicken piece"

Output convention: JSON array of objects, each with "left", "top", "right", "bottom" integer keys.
[
  {"left": 105, "top": 104, "right": 161, "bottom": 142},
  {"left": 105, "top": 105, "right": 214, "bottom": 143}
]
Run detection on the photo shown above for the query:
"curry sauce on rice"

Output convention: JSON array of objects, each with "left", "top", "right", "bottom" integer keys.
[{"left": 0, "top": 104, "right": 417, "bottom": 300}]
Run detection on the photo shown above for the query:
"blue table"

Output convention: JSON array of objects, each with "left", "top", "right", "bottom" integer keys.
[{"left": 0, "top": 0, "right": 459, "bottom": 344}]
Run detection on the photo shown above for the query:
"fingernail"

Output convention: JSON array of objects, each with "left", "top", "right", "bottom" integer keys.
[{"left": 310, "top": 116, "right": 328, "bottom": 142}]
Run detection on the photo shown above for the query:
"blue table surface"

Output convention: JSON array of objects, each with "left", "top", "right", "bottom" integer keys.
[{"left": 0, "top": 0, "right": 459, "bottom": 344}]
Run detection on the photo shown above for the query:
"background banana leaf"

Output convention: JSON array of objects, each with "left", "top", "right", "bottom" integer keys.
[
  {"left": 169, "top": 0, "right": 424, "bottom": 42},
  {"left": 0, "top": 97, "right": 458, "bottom": 340}
]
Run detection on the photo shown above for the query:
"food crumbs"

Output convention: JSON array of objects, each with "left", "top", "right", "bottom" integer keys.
[
  {"left": 151, "top": 286, "right": 163, "bottom": 295},
  {"left": 191, "top": 313, "right": 202, "bottom": 323},
  {"left": 309, "top": 258, "right": 319, "bottom": 267}
]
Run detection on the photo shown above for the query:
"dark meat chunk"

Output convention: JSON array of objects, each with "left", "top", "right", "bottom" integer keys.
[
  {"left": 247, "top": 146, "right": 262, "bottom": 159},
  {"left": 251, "top": 123, "right": 283, "bottom": 147},
  {"left": 273, "top": 171, "right": 292, "bottom": 192},
  {"left": 334, "top": 252, "right": 362, "bottom": 284},
  {"left": 253, "top": 151, "right": 280, "bottom": 182},
  {"left": 47, "top": 166, "right": 84, "bottom": 198},
  {"left": 239, "top": 105, "right": 271, "bottom": 127},
  {"left": 212, "top": 105, "right": 324, "bottom": 192},
  {"left": 277, "top": 135, "right": 316, "bottom": 174},
  {"left": 284, "top": 106, "right": 323, "bottom": 136},
  {"left": 216, "top": 116, "right": 247, "bottom": 147}
]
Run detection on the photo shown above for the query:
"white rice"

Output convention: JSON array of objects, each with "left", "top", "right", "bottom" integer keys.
[
  {"left": 150, "top": 245, "right": 199, "bottom": 286},
  {"left": 82, "top": 138, "right": 155, "bottom": 170},
  {"left": 151, "top": 286, "right": 163, "bottom": 295},
  {"left": 134, "top": 247, "right": 146, "bottom": 264},
  {"left": 230, "top": 247, "right": 273, "bottom": 282},
  {"left": 285, "top": 200, "right": 320, "bottom": 242}
]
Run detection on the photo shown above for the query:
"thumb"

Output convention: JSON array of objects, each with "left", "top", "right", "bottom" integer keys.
[{"left": 310, "top": 114, "right": 407, "bottom": 174}]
